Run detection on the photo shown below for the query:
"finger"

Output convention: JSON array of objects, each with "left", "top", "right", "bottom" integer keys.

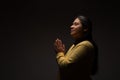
[
  {"left": 55, "top": 39, "right": 61, "bottom": 48},
  {"left": 54, "top": 39, "right": 57, "bottom": 45},
  {"left": 63, "top": 44, "right": 65, "bottom": 49},
  {"left": 55, "top": 38, "right": 59, "bottom": 46},
  {"left": 58, "top": 39, "right": 63, "bottom": 46},
  {"left": 54, "top": 41, "right": 57, "bottom": 47},
  {"left": 54, "top": 39, "right": 59, "bottom": 47}
]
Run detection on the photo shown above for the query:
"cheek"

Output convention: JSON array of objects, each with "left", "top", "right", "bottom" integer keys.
[{"left": 76, "top": 26, "right": 83, "bottom": 32}]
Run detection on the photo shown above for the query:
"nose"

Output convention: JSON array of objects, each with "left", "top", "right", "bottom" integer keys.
[
  {"left": 70, "top": 25, "right": 73, "bottom": 29},
  {"left": 70, "top": 25, "right": 74, "bottom": 29}
]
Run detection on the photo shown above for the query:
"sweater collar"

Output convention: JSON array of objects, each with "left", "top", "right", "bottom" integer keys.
[{"left": 73, "top": 38, "right": 87, "bottom": 45}]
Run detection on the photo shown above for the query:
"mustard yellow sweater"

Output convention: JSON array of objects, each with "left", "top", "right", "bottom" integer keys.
[{"left": 56, "top": 40, "right": 95, "bottom": 80}]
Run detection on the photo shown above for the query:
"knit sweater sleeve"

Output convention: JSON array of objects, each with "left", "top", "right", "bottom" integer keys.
[{"left": 56, "top": 41, "right": 94, "bottom": 67}]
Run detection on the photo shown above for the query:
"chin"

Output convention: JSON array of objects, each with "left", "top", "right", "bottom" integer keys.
[
  {"left": 70, "top": 32, "right": 75, "bottom": 35},
  {"left": 71, "top": 33, "right": 80, "bottom": 39},
  {"left": 70, "top": 33, "right": 76, "bottom": 38},
  {"left": 70, "top": 33, "right": 74, "bottom": 37}
]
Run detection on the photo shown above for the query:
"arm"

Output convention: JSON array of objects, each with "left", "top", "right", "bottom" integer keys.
[{"left": 56, "top": 43, "right": 92, "bottom": 67}]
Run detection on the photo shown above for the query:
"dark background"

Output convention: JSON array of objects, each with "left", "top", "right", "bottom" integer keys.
[{"left": 1, "top": 0, "right": 120, "bottom": 80}]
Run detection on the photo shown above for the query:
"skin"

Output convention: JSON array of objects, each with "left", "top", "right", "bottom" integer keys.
[
  {"left": 70, "top": 18, "right": 84, "bottom": 39},
  {"left": 54, "top": 18, "right": 86, "bottom": 53}
]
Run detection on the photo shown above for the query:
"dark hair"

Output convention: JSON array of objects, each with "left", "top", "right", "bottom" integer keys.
[
  {"left": 77, "top": 15, "right": 98, "bottom": 75},
  {"left": 77, "top": 15, "right": 92, "bottom": 40}
]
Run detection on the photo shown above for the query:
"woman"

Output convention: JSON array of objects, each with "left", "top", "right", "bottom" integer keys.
[{"left": 54, "top": 15, "right": 98, "bottom": 80}]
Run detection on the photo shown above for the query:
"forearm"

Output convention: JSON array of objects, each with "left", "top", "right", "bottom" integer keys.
[{"left": 56, "top": 52, "right": 71, "bottom": 67}]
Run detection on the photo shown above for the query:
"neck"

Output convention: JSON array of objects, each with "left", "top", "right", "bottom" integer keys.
[{"left": 74, "top": 37, "right": 86, "bottom": 45}]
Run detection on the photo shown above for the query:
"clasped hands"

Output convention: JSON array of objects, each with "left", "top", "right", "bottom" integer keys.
[{"left": 54, "top": 38, "right": 65, "bottom": 53}]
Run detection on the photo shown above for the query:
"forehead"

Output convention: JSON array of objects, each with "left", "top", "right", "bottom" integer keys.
[{"left": 73, "top": 18, "right": 81, "bottom": 23}]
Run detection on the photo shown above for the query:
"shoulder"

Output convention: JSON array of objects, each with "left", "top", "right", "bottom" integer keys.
[{"left": 76, "top": 40, "right": 94, "bottom": 49}]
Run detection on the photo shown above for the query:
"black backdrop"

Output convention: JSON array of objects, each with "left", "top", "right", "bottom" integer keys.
[{"left": 1, "top": 0, "right": 120, "bottom": 80}]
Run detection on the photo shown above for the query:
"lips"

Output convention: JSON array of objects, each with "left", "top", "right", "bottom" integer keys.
[
  {"left": 70, "top": 30, "right": 76, "bottom": 35},
  {"left": 71, "top": 29, "right": 75, "bottom": 32}
]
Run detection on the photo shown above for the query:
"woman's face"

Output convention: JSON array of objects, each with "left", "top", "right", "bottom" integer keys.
[{"left": 70, "top": 18, "right": 84, "bottom": 39}]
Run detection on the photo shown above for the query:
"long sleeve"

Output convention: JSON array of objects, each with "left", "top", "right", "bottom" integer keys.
[{"left": 56, "top": 40, "right": 94, "bottom": 67}]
